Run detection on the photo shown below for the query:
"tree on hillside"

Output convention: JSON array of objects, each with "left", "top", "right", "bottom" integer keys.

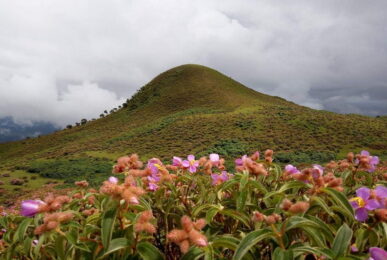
[
  {"left": 66, "top": 125, "right": 72, "bottom": 129},
  {"left": 81, "top": 119, "right": 87, "bottom": 125}
]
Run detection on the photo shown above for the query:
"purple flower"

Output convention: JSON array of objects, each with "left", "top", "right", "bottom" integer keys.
[
  {"left": 32, "top": 239, "right": 39, "bottom": 246},
  {"left": 211, "top": 171, "right": 230, "bottom": 186},
  {"left": 285, "top": 165, "right": 300, "bottom": 174},
  {"left": 235, "top": 155, "right": 247, "bottom": 166},
  {"left": 172, "top": 156, "right": 183, "bottom": 167},
  {"left": 350, "top": 187, "right": 381, "bottom": 221},
  {"left": 209, "top": 153, "right": 220, "bottom": 166},
  {"left": 147, "top": 158, "right": 163, "bottom": 175},
  {"left": 374, "top": 185, "right": 387, "bottom": 208},
  {"left": 369, "top": 247, "right": 387, "bottom": 260},
  {"left": 108, "top": 176, "right": 118, "bottom": 184},
  {"left": 182, "top": 155, "right": 199, "bottom": 173},
  {"left": 20, "top": 200, "right": 45, "bottom": 217},
  {"left": 147, "top": 181, "right": 159, "bottom": 191}
]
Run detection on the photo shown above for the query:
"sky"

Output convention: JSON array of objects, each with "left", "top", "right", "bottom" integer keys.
[{"left": 0, "top": 0, "right": 386, "bottom": 128}]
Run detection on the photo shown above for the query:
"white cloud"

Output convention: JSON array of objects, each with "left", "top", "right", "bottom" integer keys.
[{"left": 0, "top": 0, "right": 386, "bottom": 126}]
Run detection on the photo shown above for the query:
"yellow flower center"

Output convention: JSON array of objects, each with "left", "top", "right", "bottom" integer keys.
[
  {"left": 190, "top": 160, "right": 196, "bottom": 165},
  {"left": 154, "top": 164, "right": 163, "bottom": 170},
  {"left": 350, "top": 197, "right": 365, "bottom": 207}
]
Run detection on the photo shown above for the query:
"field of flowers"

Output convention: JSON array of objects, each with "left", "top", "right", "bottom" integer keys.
[{"left": 0, "top": 150, "right": 386, "bottom": 259}]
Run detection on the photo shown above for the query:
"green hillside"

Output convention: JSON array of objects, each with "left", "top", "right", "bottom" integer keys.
[{"left": 0, "top": 64, "right": 386, "bottom": 198}]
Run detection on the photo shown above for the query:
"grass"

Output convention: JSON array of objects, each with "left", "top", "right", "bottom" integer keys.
[
  {"left": 0, "top": 64, "right": 386, "bottom": 200},
  {"left": 0, "top": 170, "right": 62, "bottom": 203}
]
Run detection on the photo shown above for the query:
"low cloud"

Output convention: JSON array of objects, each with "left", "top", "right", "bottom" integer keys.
[{"left": 0, "top": 0, "right": 386, "bottom": 127}]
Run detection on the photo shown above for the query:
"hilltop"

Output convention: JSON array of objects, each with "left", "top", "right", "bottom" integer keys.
[{"left": 0, "top": 64, "right": 386, "bottom": 198}]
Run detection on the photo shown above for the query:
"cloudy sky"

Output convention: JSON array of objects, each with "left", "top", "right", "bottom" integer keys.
[{"left": 1, "top": 0, "right": 386, "bottom": 127}]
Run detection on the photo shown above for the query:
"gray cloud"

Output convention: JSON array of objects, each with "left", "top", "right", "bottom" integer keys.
[{"left": 0, "top": 0, "right": 386, "bottom": 127}]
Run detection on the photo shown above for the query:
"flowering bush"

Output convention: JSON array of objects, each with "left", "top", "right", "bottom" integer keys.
[{"left": 0, "top": 150, "right": 386, "bottom": 259}]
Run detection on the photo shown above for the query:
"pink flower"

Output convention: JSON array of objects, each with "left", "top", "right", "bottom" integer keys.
[
  {"left": 211, "top": 171, "right": 230, "bottom": 186},
  {"left": 108, "top": 176, "right": 118, "bottom": 184},
  {"left": 235, "top": 155, "right": 247, "bottom": 166},
  {"left": 209, "top": 153, "right": 220, "bottom": 166},
  {"left": 182, "top": 155, "right": 199, "bottom": 173},
  {"left": 172, "top": 156, "right": 183, "bottom": 167},
  {"left": 369, "top": 247, "right": 387, "bottom": 260},
  {"left": 285, "top": 165, "right": 300, "bottom": 174},
  {"left": 20, "top": 200, "right": 45, "bottom": 217}
]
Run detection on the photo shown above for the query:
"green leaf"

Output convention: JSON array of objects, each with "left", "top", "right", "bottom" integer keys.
[
  {"left": 137, "top": 242, "right": 164, "bottom": 260},
  {"left": 321, "top": 188, "right": 354, "bottom": 221},
  {"left": 285, "top": 216, "right": 321, "bottom": 232},
  {"left": 233, "top": 229, "right": 274, "bottom": 260},
  {"left": 212, "top": 236, "right": 239, "bottom": 251},
  {"left": 292, "top": 246, "right": 335, "bottom": 259},
  {"left": 101, "top": 207, "right": 117, "bottom": 249},
  {"left": 221, "top": 209, "right": 250, "bottom": 227},
  {"left": 272, "top": 247, "right": 294, "bottom": 260},
  {"left": 181, "top": 247, "right": 204, "bottom": 260},
  {"left": 332, "top": 223, "right": 353, "bottom": 258},
  {"left": 264, "top": 181, "right": 308, "bottom": 199},
  {"left": 13, "top": 218, "right": 33, "bottom": 243},
  {"left": 204, "top": 244, "right": 215, "bottom": 260},
  {"left": 102, "top": 238, "right": 129, "bottom": 257}
]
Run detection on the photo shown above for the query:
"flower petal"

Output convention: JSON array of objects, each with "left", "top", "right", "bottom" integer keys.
[
  {"left": 356, "top": 187, "right": 370, "bottom": 200},
  {"left": 375, "top": 186, "right": 387, "bottom": 199},
  {"left": 370, "top": 247, "right": 387, "bottom": 260},
  {"left": 355, "top": 208, "right": 369, "bottom": 222},
  {"left": 360, "top": 150, "right": 370, "bottom": 156},
  {"left": 365, "top": 199, "right": 380, "bottom": 210},
  {"left": 187, "top": 155, "right": 195, "bottom": 161}
]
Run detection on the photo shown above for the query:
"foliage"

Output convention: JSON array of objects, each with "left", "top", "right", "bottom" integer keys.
[{"left": 0, "top": 150, "right": 385, "bottom": 259}]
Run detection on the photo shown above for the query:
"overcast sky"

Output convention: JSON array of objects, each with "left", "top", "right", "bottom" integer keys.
[{"left": 0, "top": 0, "right": 386, "bottom": 127}]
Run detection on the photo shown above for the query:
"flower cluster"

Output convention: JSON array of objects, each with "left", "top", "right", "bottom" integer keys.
[
  {"left": 134, "top": 210, "right": 157, "bottom": 234},
  {"left": 235, "top": 150, "right": 268, "bottom": 176},
  {"left": 251, "top": 211, "right": 282, "bottom": 225},
  {"left": 21, "top": 194, "right": 71, "bottom": 217},
  {"left": 100, "top": 175, "right": 145, "bottom": 205},
  {"left": 280, "top": 199, "right": 310, "bottom": 214},
  {"left": 167, "top": 216, "right": 207, "bottom": 253},
  {"left": 34, "top": 212, "right": 73, "bottom": 235}
]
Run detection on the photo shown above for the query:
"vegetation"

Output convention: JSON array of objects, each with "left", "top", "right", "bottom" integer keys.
[{"left": 0, "top": 150, "right": 385, "bottom": 259}]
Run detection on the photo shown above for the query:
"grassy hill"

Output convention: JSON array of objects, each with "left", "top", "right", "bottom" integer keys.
[{"left": 0, "top": 64, "right": 386, "bottom": 200}]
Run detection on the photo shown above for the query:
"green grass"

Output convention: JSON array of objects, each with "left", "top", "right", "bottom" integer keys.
[
  {"left": 0, "top": 170, "right": 62, "bottom": 202},
  {"left": 0, "top": 64, "right": 386, "bottom": 198}
]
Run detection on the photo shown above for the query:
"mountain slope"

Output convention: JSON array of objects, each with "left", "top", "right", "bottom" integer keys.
[{"left": 0, "top": 64, "right": 386, "bottom": 170}]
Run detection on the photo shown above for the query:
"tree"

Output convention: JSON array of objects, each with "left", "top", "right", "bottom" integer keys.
[
  {"left": 100, "top": 114, "right": 105, "bottom": 118},
  {"left": 66, "top": 125, "right": 72, "bottom": 129},
  {"left": 81, "top": 119, "right": 88, "bottom": 125}
]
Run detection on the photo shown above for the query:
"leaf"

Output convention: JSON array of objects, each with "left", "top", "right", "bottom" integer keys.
[
  {"left": 321, "top": 188, "right": 354, "bottom": 221},
  {"left": 292, "top": 246, "right": 335, "bottom": 259},
  {"left": 13, "top": 218, "right": 33, "bottom": 243},
  {"left": 101, "top": 207, "right": 117, "bottom": 249},
  {"left": 137, "top": 242, "right": 164, "bottom": 260},
  {"left": 264, "top": 181, "right": 308, "bottom": 199},
  {"left": 181, "top": 246, "right": 204, "bottom": 260},
  {"left": 232, "top": 229, "right": 274, "bottom": 260},
  {"left": 212, "top": 236, "right": 239, "bottom": 251},
  {"left": 332, "top": 223, "right": 353, "bottom": 258},
  {"left": 204, "top": 244, "right": 215, "bottom": 260},
  {"left": 221, "top": 209, "right": 250, "bottom": 227},
  {"left": 285, "top": 216, "right": 321, "bottom": 232},
  {"left": 272, "top": 247, "right": 294, "bottom": 260},
  {"left": 102, "top": 238, "right": 129, "bottom": 257}
]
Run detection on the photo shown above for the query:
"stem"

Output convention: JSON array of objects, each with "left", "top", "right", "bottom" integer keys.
[{"left": 270, "top": 224, "right": 285, "bottom": 249}]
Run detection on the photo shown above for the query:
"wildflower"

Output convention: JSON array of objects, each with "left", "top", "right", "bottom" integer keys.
[
  {"left": 285, "top": 165, "right": 300, "bottom": 175},
  {"left": 373, "top": 185, "right": 387, "bottom": 207},
  {"left": 108, "top": 176, "right": 118, "bottom": 184},
  {"left": 167, "top": 216, "right": 207, "bottom": 253},
  {"left": 209, "top": 153, "right": 220, "bottom": 166},
  {"left": 356, "top": 150, "right": 379, "bottom": 172},
  {"left": 172, "top": 156, "right": 183, "bottom": 167},
  {"left": 75, "top": 180, "right": 89, "bottom": 188},
  {"left": 350, "top": 187, "right": 380, "bottom": 221},
  {"left": 369, "top": 247, "right": 387, "bottom": 260},
  {"left": 32, "top": 240, "right": 39, "bottom": 247},
  {"left": 264, "top": 149, "right": 273, "bottom": 163},
  {"left": 134, "top": 210, "right": 156, "bottom": 234},
  {"left": 182, "top": 155, "right": 199, "bottom": 173},
  {"left": 113, "top": 154, "right": 143, "bottom": 173},
  {"left": 235, "top": 155, "right": 247, "bottom": 167},
  {"left": 20, "top": 200, "right": 46, "bottom": 217},
  {"left": 211, "top": 171, "right": 230, "bottom": 186},
  {"left": 251, "top": 151, "right": 260, "bottom": 161},
  {"left": 34, "top": 212, "right": 73, "bottom": 235},
  {"left": 375, "top": 209, "right": 387, "bottom": 222},
  {"left": 282, "top": 200, "right": 310, "bottom": 214}
]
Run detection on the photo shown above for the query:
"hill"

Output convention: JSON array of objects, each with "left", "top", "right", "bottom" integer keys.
[{"left": 0, "top": 64, "right": 386, "bottom": 199}]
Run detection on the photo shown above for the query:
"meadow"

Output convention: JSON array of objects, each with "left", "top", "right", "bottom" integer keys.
[{"left": 0, "top": 149, "right": 385, "bottom": 259}]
